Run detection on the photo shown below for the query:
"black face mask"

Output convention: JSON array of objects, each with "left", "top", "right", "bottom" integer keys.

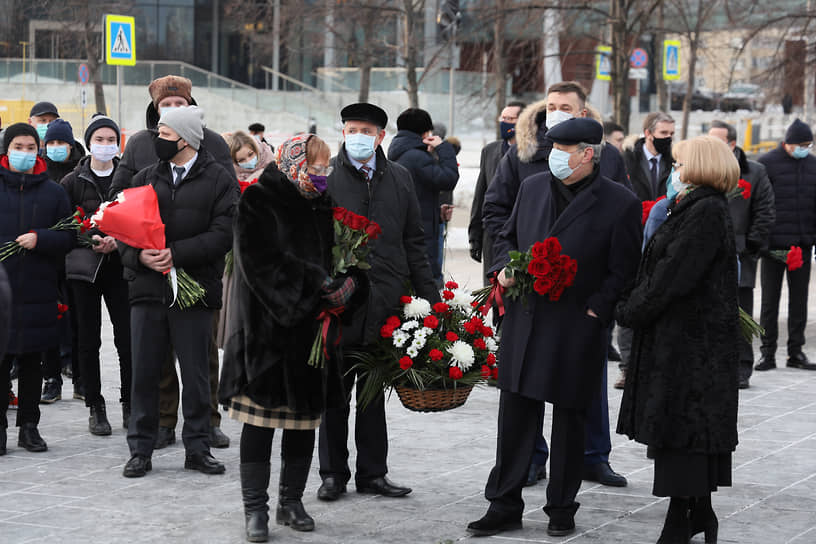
[
  {"left": 652, "top": 136, "right": 672, "bottom": 156},
  {"left": 155, "top": 137, "right": 185, "bottom": 162}
]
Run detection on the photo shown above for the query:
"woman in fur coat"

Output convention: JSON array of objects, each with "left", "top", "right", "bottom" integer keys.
[
  {"left": 616, "top": 136, "right": 740, "bottom": 544},
  {"left": 220, "top": 134, "right": 356, "bottom": 543}
]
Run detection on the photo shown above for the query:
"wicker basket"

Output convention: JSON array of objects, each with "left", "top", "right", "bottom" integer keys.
[{"left": 394, "top": 385, "right": 474, "bottom": 413}]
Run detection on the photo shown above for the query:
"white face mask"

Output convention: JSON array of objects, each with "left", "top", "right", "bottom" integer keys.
[
  {"left": 546, "top": 110, "right": 574, "bottom": 130},
  {"left": 90, "top": 143, "right": 119, "bottom": 162}
]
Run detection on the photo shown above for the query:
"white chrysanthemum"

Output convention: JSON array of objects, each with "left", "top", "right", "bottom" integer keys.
[
  {"left": 411, "top": 334, "right": 427, "bottom": 350},
  {"left": 485, "top": 337, "right": 498, "bottom": 353},
  {"left": 450, "top": 289, "right": 474, "bottom": 310},
  {"left": 406, "top": 345, "right": 419, "bottom": 358},
  {"left": 414, "top": 327, "right": 433, "bottom": 340},
  {"left": 392, "top": 330, "right": 410, "bottom": 348},
  {"left": 404, "top": 297, "right": 431, "bottom": 319},
  {"left": 401, "top": 320, "right": 419, "bottom": 331},
  {"left": 447, "top": 341, "right": 475, "bottom": 371}
]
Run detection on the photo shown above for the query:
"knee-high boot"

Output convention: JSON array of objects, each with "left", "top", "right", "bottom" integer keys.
[
  {"left": 276, "top": 456, "right": 315, "bottom": 532},
  {"left": 689, "top": 494, "right": 718, "bottom": 543},
  {"left": 656, "top": 497, "right": 690, "bottom": 544},
  {"left": 240, "top": 462, "right": 270, "bottom": 542}
]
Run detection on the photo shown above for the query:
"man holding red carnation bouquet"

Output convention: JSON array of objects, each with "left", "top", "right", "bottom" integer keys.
[{"left": 467, "top": 118, "right": 641, "bottom": 538}]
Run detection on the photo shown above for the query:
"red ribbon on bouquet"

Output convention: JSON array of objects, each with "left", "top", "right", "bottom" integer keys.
[
  {"left": 481, "top": 276, "right": 506, "bottom": 317},
  {"left": 316, "top": 306, "right": 345, "bottom": 360}
]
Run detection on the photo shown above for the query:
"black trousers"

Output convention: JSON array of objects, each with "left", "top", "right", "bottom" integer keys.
[
  {"left": 127, "top": 303, "right": 212, "bottom": 457},
  {"left": 738, "top": 286, "right": 755, "bottom": 379},
  {"left": 240, "top": 424, "right": 315, "bottom": 465},
  {"left": 318, "top": 352, "right": 388, "bottom": 485},
  {"left": 759, "top": 250, "right": 811, "bottom": 357},
  {"left": 485, "top": 390, "right": 585, "bottom": 518},
  {"left": 2, "top": 352, "right": 42, "bottom": 428},
  {"left": 68, "top": 259, "right": 132, "bottom": 407}
]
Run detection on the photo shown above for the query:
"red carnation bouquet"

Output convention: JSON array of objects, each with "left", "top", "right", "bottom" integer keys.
[
  {"left": 641, "top": 196, "right": 666, "bottom": 225},
  {"left": 769, "top": 245, "right": 804, "bottom": 271},
  {"left": 473, "top": 237, "right": 577, "bottom": 316},
  {"left": 91, "top": 185, "right": 206, "bottom": 308},
  {"left": 0, "top": 206, "right": 86, "bottom": 261},
  {"left": 238, "top": 178, "right": 258, "bottom": 193},
  {"left": 307, "top": 206, "right": 382, "bottom": 367},
  {"left": 350, "top": 281, "right": 498, "bottom": 409},
  {"left": 727, "top": 179, "right": 751, "bottom": 201}
]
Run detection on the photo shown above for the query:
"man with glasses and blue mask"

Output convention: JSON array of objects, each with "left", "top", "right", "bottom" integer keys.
[
  {"left": 756, "top": 118, "right": 816, "bottom": 372},
  {"left": 317, "top": 102, "right": 439, "bottom": 502}
]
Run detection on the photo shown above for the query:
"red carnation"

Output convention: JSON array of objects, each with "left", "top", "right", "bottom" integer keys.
[
  {"left": 399, "top": 356, "right": 413, "bottom": 370},
  {"left": 400, "top": 295, "right": 412, "bottom": 304},
  {"left": 423, "top": 315, "right": 439, "bottom": 329},
  {"left": 470, "top": 300, "right": 479, "bottom": 308},
  {"left": 446, "top": 331, "right": 459, "bottom": 342},
  {"left": 76, "top": 206, "right": 85, "bottom": 217},
  {"left": 463, "top": 321, "right": 478, "bottom": 335},
  {"left": 380, "top": 324, "right": 395, "bottom": 338},
  {"left": 445, "top": 281, "right": 459, "bottom": 289},
  {"left": 442, "top": 290, "right": 455, "bottom": 300},
  {"left": 80, "top": 218, "right": 93, "bottom": 233},
  {"left": 386, "top": 315, "right": 401, "bottom": 328},
  {"left": 433, "top": 302, "right": 450, "bottom": 314},
  {"left": 481, "top": 365, "right": 492, "bottom": 379},
  {"left": 491, "top": 367, "right": 499, "bottom": 380},
  {"left": 787, "top": 246, "right": 804, "bottom": 271},
  {"left": 641, "top": 196, "right": 666, "bottom": 225},
  {"left": 332, "top": 207, "right": 347, "bottom": 221},
  {"left": 533, "top": 277, "right": 554, "bottom": 296},
  {"left": 738, "top": 178, "right": 751, "bottom": 200},
  {"left": 486, "top": 353, "right": 497, "bottom": 366},
  {"left": 474, "top": 338, "right": 487, "bottom": 350},
  {"left": 449, "top": 367, "right": 463, "bottom": 380},
  {"left": 429, "top": 349, "right": 444, "bottom": 361},
  {"left": 527, "top": 257, "right": 552, "bottom": 279},
  {"left": 481, "top": 326, "right": 494, "bottom": 338}
]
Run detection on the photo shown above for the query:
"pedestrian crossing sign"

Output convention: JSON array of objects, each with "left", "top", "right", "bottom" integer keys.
[
  {"left": 596, "top": 46, "right": 612, "bottom": 81},
  {"left": 105, "top": 15, "right": 136, "bottom": 66},
  {"left": 663, "top": 40, "right": 681, "bottom": 81}
]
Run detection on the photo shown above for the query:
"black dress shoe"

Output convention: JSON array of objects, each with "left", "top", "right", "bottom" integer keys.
[
  {"left": 543, "top": 502, "right": 579, "bottom": 537},
  {"left": 583, "top": 462, "right": 627, "bottom": 487},
  {"left": 754, "top": 356, "right": 776, "bottom": 371},
  {"left": 317, "top": 476, "right": 347, "bottom": 501},
  {"left": 185, "top": 451, "right": 226, "bottom": 474},
  {"left": 89, "top": 403, "right": 112, "bottom": 436},
  {"left": 787, "top": 352, "right": 816, "bottom": 370},
  {"left": 123, "top": 454, "right": 152, "bottom": 477},
  {"left": 524, "top": 463, "right": 547, "bottom": 487},
  {"left": 356, "top": 476, "right": 412, "bottom": 497},
  {"left": 466, "top": 510, "right": 522, "bottom": 537},
  {"left": 738, "top": 377, "right": 750, "bottom": 389},
  {"left": 154, "top": 426, "right": 176, "bottom": 449},
  {"left": 18, "top": 423, "right": 47, "bottom": 452},
  {"left": 40, "top": 378, "right": 62, "bottom": 404},
  {"left": 547, "top": 519, "right": 576, "bottom": 537},
  {"left": 209, "top": 426, "right": 230, "bottom": 448}
]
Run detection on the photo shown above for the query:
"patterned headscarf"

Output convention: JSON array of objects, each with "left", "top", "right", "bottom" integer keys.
[{"left": 275, "top": 133, "right": 322, "bottom": 200}]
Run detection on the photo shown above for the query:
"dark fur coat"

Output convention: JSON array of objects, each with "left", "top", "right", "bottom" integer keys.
[
  {"left": 219, "top": 164, "right": 349, "bottom": 414},
  {"left": 616, "top": 186, "right": 740, "bottom": 454}
]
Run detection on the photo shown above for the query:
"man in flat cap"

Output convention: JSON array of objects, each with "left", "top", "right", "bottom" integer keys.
[
  {"left": 467, "top": 118, "right": 642, "bottom": 538},
  {"left": 317, "top": 103, "right": 438, "bottom": 501},
  {"left": 110, "top": 75, "right": 234, "bottom": 450}
]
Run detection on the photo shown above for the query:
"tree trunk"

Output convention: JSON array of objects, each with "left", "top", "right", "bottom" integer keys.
[
  {"left": 83, "top": 21, "right": 107, "bottom": 114},
  {"left": 403, "top": 0, "right": 420, "bottom": 108},
  {"left": 493, "top": 0, "right": 507, "bottom": 140},
  {"left": 681, "top": 38, "right": 697, "bottom": 138},
  {"left": 610, "top": 0, "right": 631, "bottom": 130},
  {"left": 359, "top": 61, "right": 372, "bottom": 103},
  {"left": 655, "top": 2, "right": 668, "bottom": 112}
]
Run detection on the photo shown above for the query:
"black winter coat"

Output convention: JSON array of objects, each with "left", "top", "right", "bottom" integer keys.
[
  {"left": 758, "top": 144, "right": 816, "bottom": 249},
  {"left": 219, "top": 165, "right": 347, "bottom": 413},
  {"left": 387, "top": 131, "right": 459, "bottom": 279},
  {"left": 0, "top": 265, "right": 11, "bottom": 359},
  {"left": 483, "top": 130, "right": 631, "bottom": 246},
  {"left": 622, "top": 138, "right": 672, "bottom": 202},
  {"left": 0, "top": 156, "right": 73, "bottom": 354},
  {"left": 61, "top": 156, "right": 123, "bottom": 283},
  {"left": 469, "top": 140, "right": 506, "bottom": 283},
  {"left": 44, "top": 143, "right": 85, "bottom": 183},
  {"left": 117, "top": 150, "right": 239, "bottom": 308},
  {"left": 729, "top": 148, "right": 775, "bottom": 287},
  {"left": 492, "top": 169, "right": 642, "bottom": 408},
  {"left": 111, "top": 101, "right": 233, "bottom": 197},
  {"left": 328, "top": 145, "right": 439, "bottom": 345},
  {"left": 616, "top": 186, "right": 740, "bottom": 454}
]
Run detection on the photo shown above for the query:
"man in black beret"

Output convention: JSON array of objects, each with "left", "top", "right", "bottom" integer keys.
[
  {"left": 467, "top": 117, "right": 642, "bottom": 538},
  {"left": 317, "top": 103, "right": 439, "bottom": 501}
]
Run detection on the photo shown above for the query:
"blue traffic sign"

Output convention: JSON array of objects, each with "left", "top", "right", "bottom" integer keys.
[
  {"left": 630, "top": 48, "right": 648, "bottom": 69},
  {"left": 78, "top": 63, "right": 89, "bottom": 84}
]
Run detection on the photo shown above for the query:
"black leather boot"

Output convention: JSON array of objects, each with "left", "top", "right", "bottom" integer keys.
[
  {"left": 689, "top": 494, "right": 718, "bottom": 543},
  {"left": 18, "top": 423, "right": 47, "bottom": 452},
  {"left": 276, "top": 457, "right": 315, "bottom": 532},
  {"left": 240, "top": 462, "right": 270, "bottom": 542},
  {"left": 89, "top": 402, "right": 112, "bottom": 436},
  {"left": 0, "top": 427, "right": 6, "bottom": 456},
  {"left": 657, "top": 497, "right": 690, "bottom": 544}
]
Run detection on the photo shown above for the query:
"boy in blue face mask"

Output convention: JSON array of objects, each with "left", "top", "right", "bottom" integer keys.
[{"left": 43, "top": 119, "right": 84, "bottom": 183}]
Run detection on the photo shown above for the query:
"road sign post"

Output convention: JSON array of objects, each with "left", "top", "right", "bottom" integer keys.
[
  {"left": 105, "top": 14, "right": 136, "bottom": 128},
  {"left": 78, "top": 63, "right": 89, "bottom": 126},
  {"left": 663, "top": 40, "right": 681, "bottom": 81},
  {"left": 596, "top": 46, "right": 612, "bottom": 81}
]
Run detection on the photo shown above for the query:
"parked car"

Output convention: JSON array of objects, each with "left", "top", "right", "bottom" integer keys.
[{"left": 720, "top": 83, "right": 764, "bottom": 112}]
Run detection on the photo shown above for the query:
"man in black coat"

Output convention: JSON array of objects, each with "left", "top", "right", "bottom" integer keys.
[
  {"left": 709, "top": 121, "right": 775, "bottom": 387},
  {"left": 117, "top": 106, "right": 239, "bottom": 478},
  {"left": 317, "top": 103, "right": 439, "bottom": 501},
  {"left": 110, "top": 75, "right": 234, "bottom": 449},
  {"left": 467, "top": 118, "right": 642, "bottom": 538},
  {"left": 756, "top": 119, "right": 816, "bottom": 371},
  {"left": 468, "top": 101, "right": 526, "bottom": 283}
]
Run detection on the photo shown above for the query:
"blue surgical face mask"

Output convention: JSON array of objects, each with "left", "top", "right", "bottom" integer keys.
[
  {"left": 548, "top": 148, "right": 576, "bottom": 180},
  {"left": 499, "top": 121, "right": 516, "bottom": 140},
  {"left": 46, "top": 145, "right": 69, "bottom": 162},
  {"left": 345, "top": 132, "right": 377, "bottom": 161},
  {"left": 792, "top": 146, "right": 810, "bottom": 159},
  {"left": 36, "top": 123, "right": 49, "bottom": 141},
  {"left": 665, "top": 168, "right": 688, "bottom": 200},
  {"left": 8, "top": 150, "right": 38, "bottom": 172},
  {"left": 238, "top": 155, "right": 258, "bottom": 170}
]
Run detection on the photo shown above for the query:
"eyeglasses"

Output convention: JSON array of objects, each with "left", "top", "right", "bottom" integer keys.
[
  {"left": 308, "top": 165, "right": 333, "bottom": 176},
  {"left": 671, "top": 161, "right": 684, "bottom": 168},
  {"left": 798, "top": 143, "right": 814, "bottom": 150}
]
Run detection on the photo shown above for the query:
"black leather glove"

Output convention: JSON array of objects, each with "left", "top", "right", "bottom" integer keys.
[
  {"left": 322, "top": 276, "right": 357, "bottom": 308},
  {"left": 469, "top": 245, "right": 482, "bottom": 263}
]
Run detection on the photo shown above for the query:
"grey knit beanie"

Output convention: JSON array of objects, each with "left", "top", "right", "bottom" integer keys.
[{"left": 158, "top": 106, "right": 205, "bottom": 150}]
